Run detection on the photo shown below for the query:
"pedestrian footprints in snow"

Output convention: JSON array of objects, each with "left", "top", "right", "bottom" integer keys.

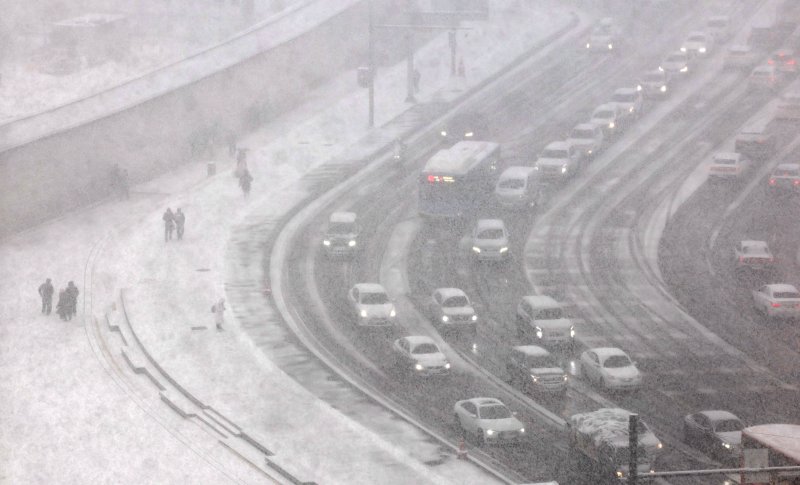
[{"left": 162, "top": 207, "right": 187, "bottom": 242}]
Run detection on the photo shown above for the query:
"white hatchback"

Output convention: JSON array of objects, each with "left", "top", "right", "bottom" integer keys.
[
  {"left": 471, "top": 219, "right": 510, "bottom": 261},
  {"left": 752, "top": 284, "right": 800, "bottom": 320},
  {"left": 580, "top": 347, "right": 642, "bottom": 391},
  {"left": 347, "top": 283, "right": 397, "bottom": 327}
]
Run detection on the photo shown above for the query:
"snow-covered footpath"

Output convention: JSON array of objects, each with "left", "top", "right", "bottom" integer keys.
[{"left": 0, "top": 2, "right": 576, "bottom": 483}]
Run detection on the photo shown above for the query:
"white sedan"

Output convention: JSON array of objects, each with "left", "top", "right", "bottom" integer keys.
[
  {"left": 453, "top": 397, "right": 526, "bottom": 445},
  {"left": 428, "top": 288, "right": 478, "bottom": 332},
  {"left": 347, "top": 283, "right": 397, "bottom": 327},
  {"left": 752, "top": 284, "right": 800, "bottom": 320},
  {"left": 580, "top": 347, "right": 642, "bottom": 391},
  {"left": 391, "top": 336, "right": 450, "bottom": 376}
]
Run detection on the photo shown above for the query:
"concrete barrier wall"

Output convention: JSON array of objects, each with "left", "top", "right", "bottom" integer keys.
[{"left": 0, "top": 0, "right": 405, "bottom": 236}]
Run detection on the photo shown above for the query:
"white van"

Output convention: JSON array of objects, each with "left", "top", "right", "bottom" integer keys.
[
  {"left": 515, "top": 295, "right": 575, "bottom": 349},
  {"left": 495, "top": 166, "right": 540, "bottom": 209}
]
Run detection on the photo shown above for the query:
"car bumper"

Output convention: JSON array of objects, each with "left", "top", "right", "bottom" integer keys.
[
  {"left": 766, "top": 307, "right": 800, "bottom": 318},
  {"left": 474, "top": 250, "right": 510, "bottom": 261},
  {"left": 605, "top": 379, "right": 642, "bottom": 390},
  {"left": 485, "top": 431, "right": 526, "bottom": 444},
  {"left": 413, "top": 366, "right": 450, "bottom": 377}
]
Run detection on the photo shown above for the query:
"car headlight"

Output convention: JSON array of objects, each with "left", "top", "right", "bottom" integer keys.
[
  {"left": 472, "top": 246, "right": 481, "bottom": 253},
  {"left": 616, "top": 470, "right": 625, "bottom": 478},
  {"left": 680, "top": 65, "right": 688, "bottom": 72},
  {"left": 561, "top": 164, "right": 568, "bottom": 174},
  {"left": 657, "top": 442, "right": 663, "bottom": 449},
  {"left": 636, "top": 84, "right": 642, "bottom": 91},
  {"left": 445, "top": 362, "right": 451, "bottom": 369},
  {"left": 499, "top": 247, "right": 509, "bottom": 253},
  {"left": 389, "top": 308, "right": 396, "bottom": 317},
  {"left": 360, "top": 309, "right": 368, "bottom": 318},
  {"left": 519, "top": 428, "right": 525, "bottom": 434},
  {"left": 323, "top": 240, "right": 331, "bottom": 246},
  {"left": 563, "top": 374, "right": 569, "bottom": 381},
  {"left": 440, "top": 130, "right": 447, "bottom": 137},
  {"left": 531, "top": 375, "right": 539, "bottom": 382},
  {"left": 535, "top": 326, "right": 543, "bottom": 339},
  {"left": 699, "top": 47, "right": 706, "bottom": 53},
  {"left": 464, "top": 131, "right": 474, "bottom": 138},
  {"left": 658, "top": 66, "right": 664, "bottom": 72},
  {"left": 722, "top": 442, "right": 732, "bottom": 449},
  {"left": 348, "top": 240, "right": 356, "bottom": 247},
  {"left": 608, "top": 121, "right": 615, "bottom": 129},
  {"left": 486, "top": 429, "right": 495, "bottom": 436},
  {"left": 660, "top": 85, "right": 667, "bottom": 92},
  {"left": 415, "top": 363, "right": 424, "bottom": 371},
  {"left": 628, "top": 106, "right": 634, "bottom": 113},
  {"left": 471, "top": 314, "right": 478, "bottom": 321},
  {"left": 570, "top": 326, "right": 575, "bottom": 338},
  {"left": 680, "top": 46, "right": 687, "bottom": 52},
  {"left": 442, "top": 315, "right": 449, "bottom": 323},
  {"left": 607, "top": 43, "right": 613, "bottom": 50},
  {"left": 586, "top": 42, "right": 591, "bottom": 49}
]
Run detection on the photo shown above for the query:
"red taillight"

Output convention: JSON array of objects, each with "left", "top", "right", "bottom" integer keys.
[
  {"left": 739, "top": 256, "right": 745, "bottom": 262},
  {"left": 768, "top": 59, "right": 775, "bottom": 64},
  {"left": 787, "top": 59, "right": 796, "bottom": 65},
  {"left": 794, "top": 179, "right": 800, "bottom": 186},
  {"left": 772, "top": 302, "right": 782, "bottom": 308},
  {"left": 770, "top": 179, "right": 777, "bottom": 185}
]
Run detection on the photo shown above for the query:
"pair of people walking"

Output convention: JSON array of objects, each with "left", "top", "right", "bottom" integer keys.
[
  {"left": 39, "top": 279, "right": 78, "bottom": 320},
  {"left": 162, "top": 208, "right": 186, "bottom": 242}
]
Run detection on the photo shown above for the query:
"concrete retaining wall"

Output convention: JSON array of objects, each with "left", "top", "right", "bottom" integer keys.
[{"left": 0, "top": 0, "right": 405, "bottom": 236}]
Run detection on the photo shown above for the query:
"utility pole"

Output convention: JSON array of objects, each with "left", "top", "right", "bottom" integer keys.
[
  {"left": 368, "top": 0, "right": 375, "bottom": 127},
  {"left": 629, "top": 414, "right": 638, "bottom": 485},
  {"left": 404, "top": 0, "right": 415, "bottom": 103}
]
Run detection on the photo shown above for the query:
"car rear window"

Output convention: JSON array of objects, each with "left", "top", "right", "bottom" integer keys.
[
  {"left": 571, "top": 128, "right": 595, "bottom": 139},
  {"left": 604, "top": 355, "right": 632, "bottom": 368},
  {"left": 593, "top": 110, "right": 614, "bottom": 119},
  {"left": 775, "top": 292, "right": 800, "bottom": 299},
  {"left": 715, "top": 419, "right": 743, "bottom": 432}
]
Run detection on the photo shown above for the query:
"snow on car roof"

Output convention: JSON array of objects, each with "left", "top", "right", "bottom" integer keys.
[
  {"left": 435, "top": 287, "right": 468, "bottom": 300},
  {"left": 521, "top": 295, "right": 561, "bottom": 308},
  {"left": 591, "top": 347, "right": 629, "bottom": 359},
  {"left": 330, "top": 211, "right": 356, "bottom": 223},
  {"left": 765, "top": 283, "right": 799, "bottom": 293},
  {"left": 699, "top": 410, "right": 741, "bottom": 423},
  {"left": 353, "top": 283, "right": 387, "bottom": 293},
  {"left": 570, "top": 408, "right": 643, "bottom": 446},
  {"left": 775, "top": 163, "right": 800, "bottom": 172},
  {"left": 744, "top": 424, "right": 800, "bottom": 463},
  {"left": 498, "top": 165, "right": 536, "bottom": 180},
  {"left": 741, "top": 240, "right": 768, "bottom": 247},
  {"left": 475, "top": 218, "right": 506, "bottom": 231},
  {"left": 403, "top": 335, "right": 438, "bottom": 347},
  {"left": 513, "top": 345, "right": 551, "bottom": 357}
]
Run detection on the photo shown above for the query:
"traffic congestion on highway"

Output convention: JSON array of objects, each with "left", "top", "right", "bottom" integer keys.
[{"left": 269, "top": 1, "right": 800, "bottom": 484}]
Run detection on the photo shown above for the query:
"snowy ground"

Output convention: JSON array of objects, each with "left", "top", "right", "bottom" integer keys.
[{"left": 1, "top": 1, "right": 575, "bottom": 483}]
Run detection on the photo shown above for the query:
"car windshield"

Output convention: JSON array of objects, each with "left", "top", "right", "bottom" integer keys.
[
  {"left": 443, "top": 296, "right": 469, "bottom": 307},
  {"left": 477, "top": 229, "right": 504, "bottom": 239},
  {"left": 593, "top": 25, "right": 612, "bottom": 35},
  {"left": 361, "top": 292, "right": 388, "bottom": 304},
  {"left": 541, "top": 149, "right": 569, "bottom": 158},
  {"left": 411, "top": 343, "right": 439, "bottom": 355},
  {"left": 688, "top": 34, "right": 706, "bottom": 42},
  {"left": 666, "top": 54, "right": 686, "bottom": 63},
  {"left": 643, "top": 73, "right": 663, "bottom": 82},
  {"left": 571, "top": 128, "right": 595, "bottom": 139},
  {"left": 613, "top": 93, "right": 637, "bottom": 102},
  {"left": 604, "top": 355, "right": 632, "bottom": 368},
  {"left": 594, "top": 110, "right": 614, "bottom": 119},
  {"left": 329, "top": 222, "right": 356, "bottom": 234},
  {"left": 527, "top": 355, "right": 560, "bottom": 368},
  {"left": 775, "top": 292, "right": 800, "bottom": 299},
  {"left": 709, "top": 19, "right": 727, "bottom": 28},
  {"left": 537, "top": 308, "right": 563, "bottom": 319},
  {"left": 715, "top": 419, "right": 743, "bottom": 432},
  {"left": 498, "top": 178, "right": 525, "bottom": 189},
  {"left": 479, "top": 404, "right": 511, "bottom": 419}
]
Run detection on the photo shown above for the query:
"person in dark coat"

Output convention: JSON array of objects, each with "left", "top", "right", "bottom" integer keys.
[
  {"left": 174, "top": 208, "right": 186, "bottom": 240},
  {"left": 56, "top": 288, "right": 68, "bottom": 321},
  {"left": 163, "top": 208, "right": 175, "bottom": 242},
  {"left": 38, "top": 278, "right": 54, "bottom": 315},
  {"left": 238, "top": 169, "right": 253, "bottom": 198},
  {"left": 66, "top": 281, "right": 79, "bottom": 318}
]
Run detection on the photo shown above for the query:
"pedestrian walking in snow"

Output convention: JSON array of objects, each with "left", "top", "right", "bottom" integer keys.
[
  {"left": 212, "top": 298, "right": 226, "bottom": 331},
  {"left": 174, "top": 208, "right": 186, "bottom": 240},
  {"left": 38, "top": 278, "right": 54, "bottom": 315},
  {"left": 235, "top": 148, "right": 248, "bottom": 178},
  {"left": 238, "top": 169, "right": 253, "bottom": 198},
  {"left": 163, "top": 208, "right": 175, "bottom": 242},
  {"left": 66, "top": 281, "right": 79, "bottom": 318},
  {"left": 56, "top": 288, "right": 68, "bottom": 321}
]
